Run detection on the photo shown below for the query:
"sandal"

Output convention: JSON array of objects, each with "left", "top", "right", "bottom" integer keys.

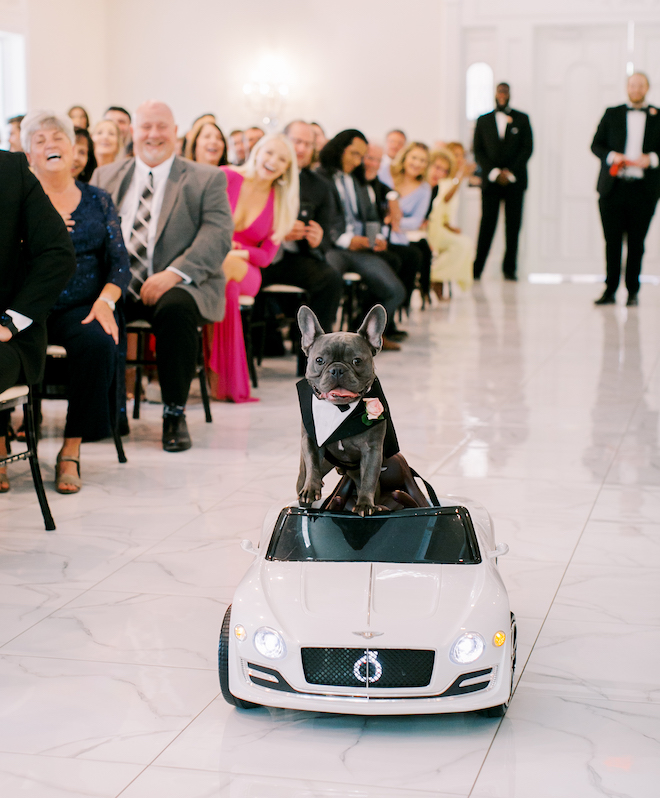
[{"left": 55, "top": 452, "right": 82, "bottom": 494}]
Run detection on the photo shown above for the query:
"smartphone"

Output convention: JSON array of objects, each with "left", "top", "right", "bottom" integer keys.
[
  {"left": 365, "top": 221, "right": 380, "bottom": 248},
  {"left": 298, "top": 202, "right": 314, "bottom": 223}
]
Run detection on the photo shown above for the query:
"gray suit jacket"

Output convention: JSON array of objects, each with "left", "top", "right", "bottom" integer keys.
[{"left": 90, "top": 156, "right": 233, "bottom": 322}]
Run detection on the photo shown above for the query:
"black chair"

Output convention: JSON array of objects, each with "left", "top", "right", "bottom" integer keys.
[
  {"left": 339, "top": 272, "right": 363, "bottom": 331},
  {"left": 254, "top": 284, "right": 310, "bottom": 377},
  {"left": 239, "top": 295, "right": 264, "bottom": 389},
  {"left": 0, "top": 385, "right": 55, "bottom": 530},
  {"left": 126, "top": 320, "right": 212, "bottom": 423}
]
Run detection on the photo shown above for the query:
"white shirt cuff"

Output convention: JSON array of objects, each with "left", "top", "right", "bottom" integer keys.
[
  {"left": 488, "top": 168, "right": 501, "bottom": 182},
  {"left": 166, "top": 266, "right": 192, "bottom": 284},
  {"left": 606, "top": 151, "right": 615, "bottom": 165},
  {"left": 649, "top": 152, "right": 659, "bottom": 168},
  {"left": 335, "top": 232, "right": 353, "bottom": 250},
  {"left": 6, "top": 309, "right": 32, "bottom": 332}
]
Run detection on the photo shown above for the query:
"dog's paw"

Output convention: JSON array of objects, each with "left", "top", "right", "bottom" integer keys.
[
  {"left": 354, "top": 501, "right": 377, "bottom": 517},
  {"left": 299, "top": 486, "right": 322, "bottom": 506}
]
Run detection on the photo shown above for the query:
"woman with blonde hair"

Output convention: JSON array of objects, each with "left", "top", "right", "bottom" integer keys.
[
  {"left": 207, "top": 132, "right": 299, "bottom": 402},
  {"left": 91, "top": 119, "right": 124, "bottom": 167},
  {"left": 426, "top": 148, "right": 475, "bottom": 299}
]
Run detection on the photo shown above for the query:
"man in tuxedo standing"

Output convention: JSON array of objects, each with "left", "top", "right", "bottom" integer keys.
[
  {"left": 91, "top": 101, "right": 233, "bottom": 452},
  {"left": 472, "top": 83, "right": 533, "bottom": 281},
  {"left": 592, "top": 72, "right": 660, "bottom": 306}
]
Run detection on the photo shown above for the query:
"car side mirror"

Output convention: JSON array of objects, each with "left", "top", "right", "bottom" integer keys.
[
  {"left": 241, "top": 539, "right": 259, "bottom": 557},
  {"left": 487, "top": 543, "right": 509, "bottom": 559}
]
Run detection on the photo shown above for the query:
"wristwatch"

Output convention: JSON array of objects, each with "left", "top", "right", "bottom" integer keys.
[
  {"left": 0, "top": 312, "right": 18, "bottom": 337},
  {"left": 385, "top": 190, "right": 399, "bottom": 201},
  {"left": 98, "top": 295, "right": 116, "bottom": 311}
]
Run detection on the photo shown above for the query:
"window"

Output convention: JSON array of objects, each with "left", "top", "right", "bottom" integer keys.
[{"left": 466, "top": 62, "right": 494, "bottom": 121}]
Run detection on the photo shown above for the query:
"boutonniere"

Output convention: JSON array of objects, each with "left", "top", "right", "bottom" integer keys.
[
  {"left": 362, "top": 397, "right": 384, "bottom": 426},
  {"left": 650, "top": 107, "right": 658, "bottom": 116}
]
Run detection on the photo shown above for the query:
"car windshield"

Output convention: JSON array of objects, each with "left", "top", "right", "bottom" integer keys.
[{"left": 266, "top": 507, "right": 481, "bottom": 564}]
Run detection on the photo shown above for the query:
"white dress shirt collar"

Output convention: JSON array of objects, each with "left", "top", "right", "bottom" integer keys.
[{"left": 312, "top": 395, "right": 359, "bottom": 445}]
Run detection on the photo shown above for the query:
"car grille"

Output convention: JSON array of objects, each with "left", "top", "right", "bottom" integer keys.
[{"left": 301, "top": 647, "right": 435, "bottom": 688}]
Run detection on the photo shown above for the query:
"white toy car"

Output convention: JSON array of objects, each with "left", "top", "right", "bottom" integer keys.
[{"left": 219, "top": 486, "right": 515, "bottom": 717}]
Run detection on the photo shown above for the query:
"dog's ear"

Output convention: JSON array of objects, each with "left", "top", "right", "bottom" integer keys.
[
  {"left": 357, "top": 304, "right": 387, "bottom": 353},
  {"left": 298, "top": 305, "right": 325, "bottom": 355}
]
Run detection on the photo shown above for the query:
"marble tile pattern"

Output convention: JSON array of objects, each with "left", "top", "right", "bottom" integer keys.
[{"left": 1, "top": 281, "right": 659, "bottom": 797}]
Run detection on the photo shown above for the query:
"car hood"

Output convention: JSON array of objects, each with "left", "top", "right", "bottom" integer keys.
[{"left": 258, "top": 560, "right": 500, "bottom": 646}]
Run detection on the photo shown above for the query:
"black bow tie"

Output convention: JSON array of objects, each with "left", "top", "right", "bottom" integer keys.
[{"left": 628, "top": 106, "right": 649, "bottom": 114}]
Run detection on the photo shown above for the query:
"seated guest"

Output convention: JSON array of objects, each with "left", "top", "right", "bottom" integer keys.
[
  {"left": 72, "top": 127, "right": 97, "bottom": 183},
  {"left": 260, "top": 120, "right": 343, "bottom": 334},
  {"left": 185, "top": 120, "right": 228, "bottom": 166},
  {"left": 377, "top": 128, "right": 406, "bottom": 183},
  {"left": 91, "top": 100, "right": 233, "bottom": 452},
  {"left": 7, "top": 115, "right": 24, "bottom": 152},
  {"left": 104, "top": 106, "right": 133, "bottom": 156},
  {"left": 0, "top": 149, "right": 76, "bottom": 493},
  {"left": 245, "top": 126, "right": 265, "bottom": 153},
  {"left": 207, "top": 133, "right": 299, "bottom": 402},
  {"left": 229, "top": 129, "right": 247, "bottom": 165},
  {"left": 310, "top": 122, "right": 327, "bottom": 167},
  {"left": 92, "top": 119, "right": 124, "bottom": 167},
  {"left": 68, "top": 106, "right": 90, "bottom": 130},
  {"left": 427, "top": 148, "right": 475, "bottom": 299},
  {"left": 21, "top": 110, "right": 130, "bottom": 493},
  {"left": 318, "top": 129, "right": 406, "bottom": 350}
]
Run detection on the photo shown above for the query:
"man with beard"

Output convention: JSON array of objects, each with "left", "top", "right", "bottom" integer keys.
[
  {"left": 592, "top": 72, "right": 660, "bottom": 306},
  {"left": 472, "top": 82, "right": 533, "bottom": 281}
]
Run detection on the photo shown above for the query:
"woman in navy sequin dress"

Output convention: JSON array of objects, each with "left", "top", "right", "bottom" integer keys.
[{"left": 22, "top": 110, "right": 130, "bottom": 493}]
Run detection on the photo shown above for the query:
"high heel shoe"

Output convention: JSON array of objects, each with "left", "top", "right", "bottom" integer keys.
[{"left": 55, "top": 451, "right": 82, "bottom": 494}]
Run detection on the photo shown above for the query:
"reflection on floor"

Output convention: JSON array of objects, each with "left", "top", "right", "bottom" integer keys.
[{"left": 1, "top": 280, "right": 659, "bottom": 798}]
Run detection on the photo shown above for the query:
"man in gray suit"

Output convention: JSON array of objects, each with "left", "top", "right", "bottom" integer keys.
[{"left": 91, "top": 100, "right": 233, "bottom": 452}]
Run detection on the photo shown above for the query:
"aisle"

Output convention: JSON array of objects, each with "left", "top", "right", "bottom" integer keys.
[{"left": 0, "top": 280, "right": 659, "bottom": 797}]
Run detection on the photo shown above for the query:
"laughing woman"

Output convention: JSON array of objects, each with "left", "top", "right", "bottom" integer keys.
[
  {"left": 21, "top": 110, "right": 130, "bottom": 493},
  {"left": 185, "top": 120, "right": 229, "bottom": 167},
  {"left": 206, "top": 133, "right": 299, "bottom": 402}
]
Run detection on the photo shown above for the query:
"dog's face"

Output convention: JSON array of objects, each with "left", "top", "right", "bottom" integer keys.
[{"left": 298, "top": 305, "right": 387, "bottom": 406}]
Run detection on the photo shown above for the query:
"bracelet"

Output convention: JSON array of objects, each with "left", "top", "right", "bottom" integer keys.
[{"left": 98, "top": 295, "right": 116, "bottom": 311}]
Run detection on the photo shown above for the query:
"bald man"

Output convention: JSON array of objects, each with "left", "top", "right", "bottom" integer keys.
[{"left": 91, "top": 101, "right": 233, "bottom": 451}]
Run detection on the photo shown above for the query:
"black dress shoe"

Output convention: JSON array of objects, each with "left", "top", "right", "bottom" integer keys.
[
  {"left": 594, "top": 291, "right": 616, "bottom": 305},
  {"left": 626, "top": 295, "right": 638, "bottom": 307},
  {"left": 162, "top": 414, "right": 191, "bottom": 452}
]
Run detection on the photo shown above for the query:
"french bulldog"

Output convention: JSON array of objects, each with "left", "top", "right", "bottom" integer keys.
[{"left": 296, "top": 304, "right": 399, "bottom": 516}]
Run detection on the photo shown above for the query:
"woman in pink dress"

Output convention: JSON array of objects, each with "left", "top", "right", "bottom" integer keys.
[{"left": 207, "top": 133, "right": 299, "bottom": 402}]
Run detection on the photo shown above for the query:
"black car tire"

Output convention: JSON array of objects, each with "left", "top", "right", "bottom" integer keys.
[
  {"left": 218, "top": 604, "right": 261, "bottom": 710},
  {"left": 479, "top": 612, "right": 517, "bottom": 718}
]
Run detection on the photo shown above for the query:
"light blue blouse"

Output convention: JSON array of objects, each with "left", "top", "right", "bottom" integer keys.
[{"left": 380, "top": 176, "right": 432, "bottom": 246}]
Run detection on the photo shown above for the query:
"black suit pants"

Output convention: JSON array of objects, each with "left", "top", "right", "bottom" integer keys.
[
  {"left": 261, "top": 251, "right": 344, "bottom": 332},
  {"left": 598, "top": 180, "right": 657, "bottom": 296},
  {"left": 474, "top": 184, "right": 525, "bottom": 279},
  {"left": 124, "top": 287, "right": 203, "bottom": 408}
]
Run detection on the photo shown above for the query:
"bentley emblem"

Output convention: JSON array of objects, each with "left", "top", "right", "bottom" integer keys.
[
  {"left": 352, "top": 630, "right": 384, "bottom": 639},
  {"left": 353, "top": 650, "right": 382, "bottom": 684}
]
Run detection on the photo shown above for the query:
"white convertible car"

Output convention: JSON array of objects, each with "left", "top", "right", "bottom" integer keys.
[{"left": 219, "top": 492, "right": 515, "bottom": 716}]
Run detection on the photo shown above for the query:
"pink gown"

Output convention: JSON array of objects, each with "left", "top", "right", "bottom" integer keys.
[{"left": 208, "top": 167, "right": 278, "bottom": 402}]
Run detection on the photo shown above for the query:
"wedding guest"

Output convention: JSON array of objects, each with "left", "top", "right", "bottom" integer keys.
[
  {"left": 91, "top": 119, "right": 124, "bottom": 167},
  {"left": 245, "top": 126, "right": 265, "bottom": 152},
  {"left": 427, "top": 148, "right": 475, "bottom": 299},
  {"left": 104, "top": 106, "right": 132, "bottom": 156},
  {"left": 0, "top": 149, "right": 76, "bottom": 493},
  {"left": 229, "top": 129, "right": 247, "bottom": 165},
  {"left": 185, "top": 121, "right": 228, "bottom": 166},
  {"left": 68, "top": 106, "right": 90, "bottom": 130},
  {"left": 378, "top": 128, "right": 406, "bottom": 183},
  {"left": 310, "top": 122, "right": 327, "bottom": 152},
  {"left": 7, "top": 115, "right": 24, "bottom": 152},
  {"left": 91, "top": 100, "right": 233, "bottom": 452},
  {"left": 72, "top": 128, "right": 97, "bottom": 183},
  {"left": 318, "top": 129, "right": 406, "bottom": 349},
  {"left": 207, "top": 133, "right": 299, "bottom": 402},
  {"left": 21, "top": 110, "right": 130, "bottom": 493}
]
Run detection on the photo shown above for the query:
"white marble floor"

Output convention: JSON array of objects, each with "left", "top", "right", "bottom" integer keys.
[{"left": 1, "top": 279, "right": 659, "bottom": 798}]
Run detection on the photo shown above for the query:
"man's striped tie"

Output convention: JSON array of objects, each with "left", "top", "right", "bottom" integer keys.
[{"left": 126, "top": 171, "right": 154, "bottom": 301}]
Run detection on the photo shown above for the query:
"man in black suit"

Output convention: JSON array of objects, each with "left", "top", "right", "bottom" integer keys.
[
  {"left": 0, "top": 151, "right": 77, "bottom": 488},
  {"left": 473, "top": 82, "right": 533, "bottom": 281},
  {"left": 260, "top": 120, "right": 343, "bottom": 333},
  {"left": 592, "top": 72, "right": 660, "bottom": 306}
]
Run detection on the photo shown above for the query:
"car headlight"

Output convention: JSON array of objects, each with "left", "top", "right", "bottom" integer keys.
[
  {"left": 450, "top": 632, "right": 485, "bottom": 664},
  {"left": 254, "top": 627, "right": 286, "bottom": 659}
]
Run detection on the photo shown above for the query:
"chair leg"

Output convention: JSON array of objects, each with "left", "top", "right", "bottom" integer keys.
[
  {"left": 242, "top": 307, "right": 259, "bottom": 389},
  {"left": 197, "top": 330, "right": 213, "bottom": 423},
  {"left": 24, "top": 389, "right": 55, "bottom": 531},
  {"left": 112, "top": 420, "right": 127, "bottom": 463}
]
